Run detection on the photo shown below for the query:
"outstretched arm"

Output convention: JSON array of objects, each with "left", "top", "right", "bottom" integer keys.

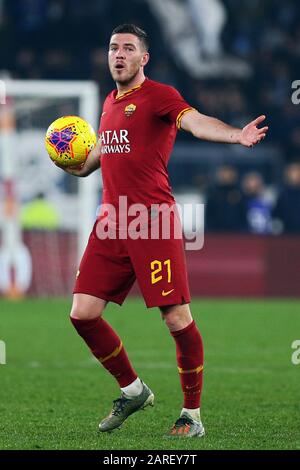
[
  {"left": 55, "top": 139, "right": 102, "bottom": 177},
  {"left": 181, "top": 110, "right": 268, "bottom": 147}
]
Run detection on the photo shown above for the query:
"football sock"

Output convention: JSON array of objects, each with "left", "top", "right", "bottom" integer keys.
[
  {"left": 70, "top": 316, "right": 137, "bottom": 387},
  {"left": 181, "top": 407, "right": 201, "bottom": 422},
  {"left": 121, "top": 377, "right": 143, "bottom": 397},
  {"left": 171, "top": 320, "right": 204, "bottom": 409}
]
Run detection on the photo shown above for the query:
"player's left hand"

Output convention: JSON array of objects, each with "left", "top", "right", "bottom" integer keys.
[{"left": 240, "top": 115, "right": 268, "bottom": 147}]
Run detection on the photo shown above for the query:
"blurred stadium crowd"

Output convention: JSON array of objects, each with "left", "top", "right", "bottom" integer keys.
[{"left": 0, "top": 0, "right": 300, "bottom": 233}]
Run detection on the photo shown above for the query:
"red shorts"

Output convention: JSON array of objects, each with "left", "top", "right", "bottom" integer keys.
[{"left": 73, "top": 211, "right": 191, "bottom": 308}]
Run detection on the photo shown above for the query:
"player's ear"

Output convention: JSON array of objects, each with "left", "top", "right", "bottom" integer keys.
[{"left": 141, "top": 52, "right": 150, "bottom": 67}]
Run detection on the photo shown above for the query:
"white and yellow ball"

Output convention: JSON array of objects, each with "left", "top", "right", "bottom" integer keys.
[{"left": 45, "top": 116, "right": 97, "bottom": 167}]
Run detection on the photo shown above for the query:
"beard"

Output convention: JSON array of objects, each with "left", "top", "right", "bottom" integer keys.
[{"left": 110, "top": 65, "right": 140, "bottom": 86}]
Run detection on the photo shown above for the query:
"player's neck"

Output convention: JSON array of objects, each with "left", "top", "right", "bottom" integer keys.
[{"left": 116, "top": 73, "right": 146, "bottom": 98}]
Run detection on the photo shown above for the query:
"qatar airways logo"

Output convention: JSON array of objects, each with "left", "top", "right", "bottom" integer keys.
[{"left": 100, "top": 129, "right": 131, "bottom": 154}]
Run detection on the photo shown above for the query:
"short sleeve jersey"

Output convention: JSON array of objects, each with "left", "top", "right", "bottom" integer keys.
[{"left": 98, "top": 78, "right": 193, "bottom": 209}]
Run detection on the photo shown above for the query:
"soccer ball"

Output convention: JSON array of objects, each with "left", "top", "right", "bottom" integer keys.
[{"left": 45, "top": 115, "right": 97, "bottom": 167}]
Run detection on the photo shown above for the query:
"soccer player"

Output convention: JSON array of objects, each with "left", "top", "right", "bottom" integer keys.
[{"left": 58, "top": 24, "right": 268, "bottom": 437}]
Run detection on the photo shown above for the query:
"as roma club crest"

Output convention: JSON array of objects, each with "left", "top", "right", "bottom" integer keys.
[{"left": 124, "top": 103, "right": 136, "bottom": 117}]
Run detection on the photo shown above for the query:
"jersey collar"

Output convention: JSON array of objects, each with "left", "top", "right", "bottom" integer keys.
[{"left": 114, "top": 78, "right": 147, "bottom": 101}]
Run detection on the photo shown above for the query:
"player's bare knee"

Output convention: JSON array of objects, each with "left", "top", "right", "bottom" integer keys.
[
  {"left": 160, "top": 304, "right": 193, "bottom": 332},
  {"left": 70, "top": 294, "right": 106, "bottom": 320},
  {"left": 70, "top": 306, "right": 100, "bottom": 321},
  {"left": 162, "top": 313, "right": 180, "bottom": 331}
]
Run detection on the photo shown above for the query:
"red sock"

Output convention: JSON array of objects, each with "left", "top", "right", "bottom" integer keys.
[
  {"left": 70, "top": 316, "right": 137, "bottom": 387},
  {"left": 171, "top": 320, "right": 204, "bottom": 409}
]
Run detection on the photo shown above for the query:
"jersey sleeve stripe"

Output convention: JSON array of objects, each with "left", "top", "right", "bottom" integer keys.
[{"left": 176, "top": 107, "right": 195, "bottom": 129}]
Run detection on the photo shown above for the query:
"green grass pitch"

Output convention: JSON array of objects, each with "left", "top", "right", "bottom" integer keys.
[{"left": 0, "top": 298, "right": 300, "bottom": 450}]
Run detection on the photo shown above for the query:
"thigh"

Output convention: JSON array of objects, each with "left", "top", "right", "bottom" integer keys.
[
  {"left": 73, "top": 225, "right": 136, "bottom": 305},
  {"left": 127, "top": 235, "right": 191, "bottom": 308}
]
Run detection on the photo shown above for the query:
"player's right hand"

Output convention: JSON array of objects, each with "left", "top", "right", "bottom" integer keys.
[
  {"left": 54, "top": 140, "right": 101, "bottom": 177},
  {"left": 54, "top": 161, "right": 86, "bottom": 176}
]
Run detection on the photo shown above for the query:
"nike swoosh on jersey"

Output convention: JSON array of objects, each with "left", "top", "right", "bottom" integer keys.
[
  {"left": 101, "top": 111, "right": 106, "bottom": 117},
  {"left": 161, "top": 289, "right": 174, "bottom": 296}
]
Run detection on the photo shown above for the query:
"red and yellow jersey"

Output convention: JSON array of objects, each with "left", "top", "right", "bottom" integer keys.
[{"left": 98, "top": 78, "right": 193, "bottom": 210}]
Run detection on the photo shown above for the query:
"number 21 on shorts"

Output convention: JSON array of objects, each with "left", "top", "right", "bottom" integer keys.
[{"left": 150, "top": 259, "right": 172, "bottom": 284}]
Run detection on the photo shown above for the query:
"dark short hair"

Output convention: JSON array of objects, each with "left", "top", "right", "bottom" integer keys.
[{"left": 111, "top": 24, "right": 149, "bottom": 51}]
